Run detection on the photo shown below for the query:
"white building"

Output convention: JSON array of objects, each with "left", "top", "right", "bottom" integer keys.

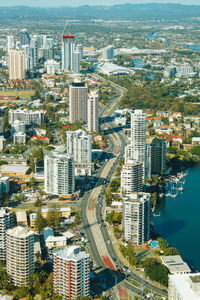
[
  {"left": 7, "top": 36, "right": 14, "bottom": 52},
  {"left": 8, "top": 49, "right": 25, "bottom": 80},
  {"left": 0, "top": 136, "right": 6, "bottom": 151},
  {"left": 53, "top": 246, "right": 90, "bottom": 299},
  {"left": 69, "top": 79, "right": 88, "bottom": 123},
  {"left": 122, "top": 192, "right": 151, "bottom": 245},
  {"left": 72, "top": 49, "right": 80, "bottom": 74},
  {"left": 44, "top": 149, "right": 75, "bottom": 196},
  {"left": 0, "top": 207, "right": 12, "bottom": 261},
  {"left": 44, "top": 59, "right": 60, "bottom": 75},
  {"left": 168, "top": 273, "right": 200, "bottom": 300},
  {"left": 6, "top": 226, "right": 34, "bottom": 286},
  {"left": 66, "top": 129, "right": 92, "bottom": 164},
  {"left": 62, "top": 35, "right": 75, "bottom": 72},
  {"left": 11, "top": 120, "right": 26, "bottom": 138},
  {"left": 102, "top": 45, "right": 114, "bottom": 60},
  {"left": 22, "top": 45, "right": 34, "bottom": 70},
  {"left": 131, "top": 110, "right": 146, "bottom": 163},
  {"left": 121, "top": 160, "right": 143, "bottom": 196},
  {"left": 9, "top": 109, "right": 45, "bottom": 125},
  {"left": 13, "top": 132, "right": 26, "bottom": 144},
  {"left": 88, "top": 91, "right": 99, "bottom": 132}
]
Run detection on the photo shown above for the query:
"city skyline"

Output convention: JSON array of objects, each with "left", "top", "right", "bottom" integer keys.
[{"left": 0, "top": 0, "right": 200, "bottom": 7}]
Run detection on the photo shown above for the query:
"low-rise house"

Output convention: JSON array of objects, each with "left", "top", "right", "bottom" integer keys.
[
  {"left": 16, "top": 210, "right": 28, "bottom": 226},
  {"left": 192, "top": 137, "right": 200, "bottom": 145}
]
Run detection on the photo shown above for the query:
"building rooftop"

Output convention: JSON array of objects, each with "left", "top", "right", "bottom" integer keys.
[
  {"left": 169, "top": 273, "right": 200, "bottom": 299},
  {"left": 7, "top": 226, "right": 34, "bottom": 238},
  {"left": 54, "top": 246, "right": 89, "bottom": 261},
  {"left": 161, "top": 255, "right": 191, "bottom": 274},
  {"left": 16, "top": 210, "right": 27, "bottom": 223},
  {"left": 123, "top": 192, "right": 151, "bottom": 204},
  {"left": 1, "top": 165, "right": 30, "bottom": 174},
  {"left": 0, "top": 207, "right": 12, "bottom": 217}
]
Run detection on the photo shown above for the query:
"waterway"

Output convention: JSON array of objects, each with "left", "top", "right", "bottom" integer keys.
[
  {"left": 153, "top": 165, "right": 200, "bottom": 270},
  {"left": 132, "top": 59, "right": 144, "bottom": 69},
  {"left": 147, "top": 31, "right": 200, "bottom": 52}
]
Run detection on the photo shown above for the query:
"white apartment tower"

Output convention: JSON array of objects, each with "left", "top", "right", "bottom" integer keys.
[
  {"left": 72, "top": 49, "right": 81, "bottom": 74},
  {"left": 62, "top": 35, "right": 75, "bottom": 72},
  {"left": 44, "top": 150, "right": 75, "bottom": 196},
  {"left": 66, "top": 129, "right": 92, "bottom": 164},
  {"left": 88, "top": 91, "right": 99, "bottom": 132},
  {"left": 8, "top": 49, "right": 25, "bottom": 80},
  {"left": 53, "top": 246, "right": 90, "bottom": 299},
  {"left": 102, "top": 45, "right": 114, "bottom": 60},
  {"left": 69, "top": 79, "right": 88, "bottom": 123},
  {"left": 122, "top": 192, "right": 151, "bottom": 245},
  {"left": 7, "top": 36, "right": 14, "bottom": 52},
  {"left": 9, "top": 109, "right": 45, "bottom": 125},
  {"left": 131, "top": 110, "right": 146, "bottom": 163},
  {"left": 0, "top": 208, "right": 12, "bottom": 261},
  {"left": 6, "top": 226, "right": 34, "bottom": 286},
  {"left": 121, "top": 160, "right": 143, "bottom": 196},
  {"left": 168, "top": 273, "right": 200, "bottom": 300}
]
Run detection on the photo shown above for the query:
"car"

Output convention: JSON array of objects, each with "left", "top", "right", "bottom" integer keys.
[
  {"left": 107, "top": 240, "right": 110, "bottom": 244},
  {"left": 100, "top": 214, "right": 102, "bottom": 217},
  {"left": 122, "top": 268, "right": 126, "bottom": 272},
  {"left": 127, "top": 269, "right": 131, "bottom": 273}
]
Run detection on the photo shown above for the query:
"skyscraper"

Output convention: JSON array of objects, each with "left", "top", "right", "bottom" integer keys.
[
  {"left": 6, "top": 226, "right": 34, "bottom": 286},
  {"left": 151, "top": 137, "right": 166, "bottom": 174},
  {"left": 62, "top": 35, "right": 75, "bottom": 72},
  {"left": 102, "top": 45, "right": 114, "bottom": 60},
  {"left": 44, "top": 150, "right": 75, "bottom": 196},
  {"left": 131, "top": 110, "right": 147, "bottom": 163},
  {"left": 0, "top": 207, "right": 12, "bottom": 261},
  {"left": 88, "top": 91, "right": 99, "bottom": 132},
  {"left": 72, "top": 49, "right": 81, "bottom": 74},
  {"left": 53, "top": 246, "right": 90, "bottom": 299},
  {"left": 69, "top": 79, "right": 88, "bottom": 123},
  {"left": 8, "top": 49, "right": 25, "bottom": 80},
  {"left": 121, "top": 160, "right": 143, "bottom": 196},
  {"left": 66, "top": 129, "right": 92, "bottom": 164},
  {"left": 7, "top": 36, "right": 14, "bottom": 52},
  {"left": 19, "top": 29, "right": 31, "bottom": 46},
  {"left": 122, "top": 192, "right": 151, "bottom": 245}
]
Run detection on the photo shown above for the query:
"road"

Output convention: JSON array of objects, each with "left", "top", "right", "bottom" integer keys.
[{"left": 81, "top": 73, "right": 168, "bottom": 299}]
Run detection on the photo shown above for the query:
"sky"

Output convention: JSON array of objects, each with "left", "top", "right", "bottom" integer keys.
[{"left": 0, "top": 0, "right": 200, "bottom": 7}]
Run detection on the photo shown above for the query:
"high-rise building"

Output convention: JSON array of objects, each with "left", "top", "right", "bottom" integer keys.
[
  {"left": 44, "top": 150, "right": 75, "bottom": 196},
  {"left": 44, "top": 59, "right": 60, "bottom": 75},
  {"left": 0, "top": 117, "right": 4, "bottom": 135},
  {"left": 6, "top": 226, "right": 34, "bottom": 286},
  {"left": 102, "top": 45, "right": 114, "bottom": 60},
  {"left": 77, "top": 44, "right": 83, "bottom": 59},
  {"left": 122, "top": 192, "right": 151, "bottom": 245},
  {"left": 19, "top": 29, "right": 31, "bottom": 46},
  {"left": 69, "top": 79, "right": 88, "bottom": 123},
  {"left": 72, "top": 49, "right": 81, "bottom": 74},
  {"left": 168, "top": 273, "right": 200, "bottom": 300},
  {"left": 8, "top": 49, "right": 25, "bottom": 80},
  {"left": 151, "top": 137, "right": 166, "bottom": 174},
  {"left": 66, "top": 129, "right": 92, "bottom": 164},
  {"left": 11, "top": 120, "right": 26, "bottom": 138},
  {"left": 53, "top": 246, "right": 90, "bottom": 299},
  {"left": 0, "top": 207, "right": 12, "bottom": 261},
  {"left": 7, "top": 36, "right": 14, "bottom": 52},
  {"left": 130, "top": 110, "right": 146, "bottom": 163},
  {"left": 62, "top": 35, "right": 75, "bottom": 72},
  {"left": 121, "top": 160, "right": 143, "bottom": 196},
  {"left": 88, "top": 91, "right": 99, "bottom": 132},
  {"left": 30, "top": 36, "right": 39, "bottom": 67},
  {"left": 9, "top": 109, "right": 45, "bottom": 125},
  {"left": 23, "top": 45, "right": 34, "bottom": 70}
]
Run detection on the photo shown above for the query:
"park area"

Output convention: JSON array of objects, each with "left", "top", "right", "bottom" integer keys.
[{"left": 0, "top": 90, "right": 34, "bottom": 102}]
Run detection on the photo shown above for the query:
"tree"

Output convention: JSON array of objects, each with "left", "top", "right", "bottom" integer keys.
[
  {"left": 35, "top": 209, "right": 47, "bottom": 233},
  {"left": 34, "top": 198, "right": 42, "bottom": 207},
  {"left": 191, "top": 146, "right": 200, "bottom": 156},
  {"left": 167, "top": 146, "right": 177, "bottom": 154},
  {"left": 145, "top": 264, "right": 169, "bottom": 286},
  {"left": 46, "top": 207, "right": 61, "bottom": 231}
]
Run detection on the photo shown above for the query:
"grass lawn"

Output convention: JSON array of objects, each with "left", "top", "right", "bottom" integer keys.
[{"left": 0, "top": 90, "right": 35, "bottom": 98}]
